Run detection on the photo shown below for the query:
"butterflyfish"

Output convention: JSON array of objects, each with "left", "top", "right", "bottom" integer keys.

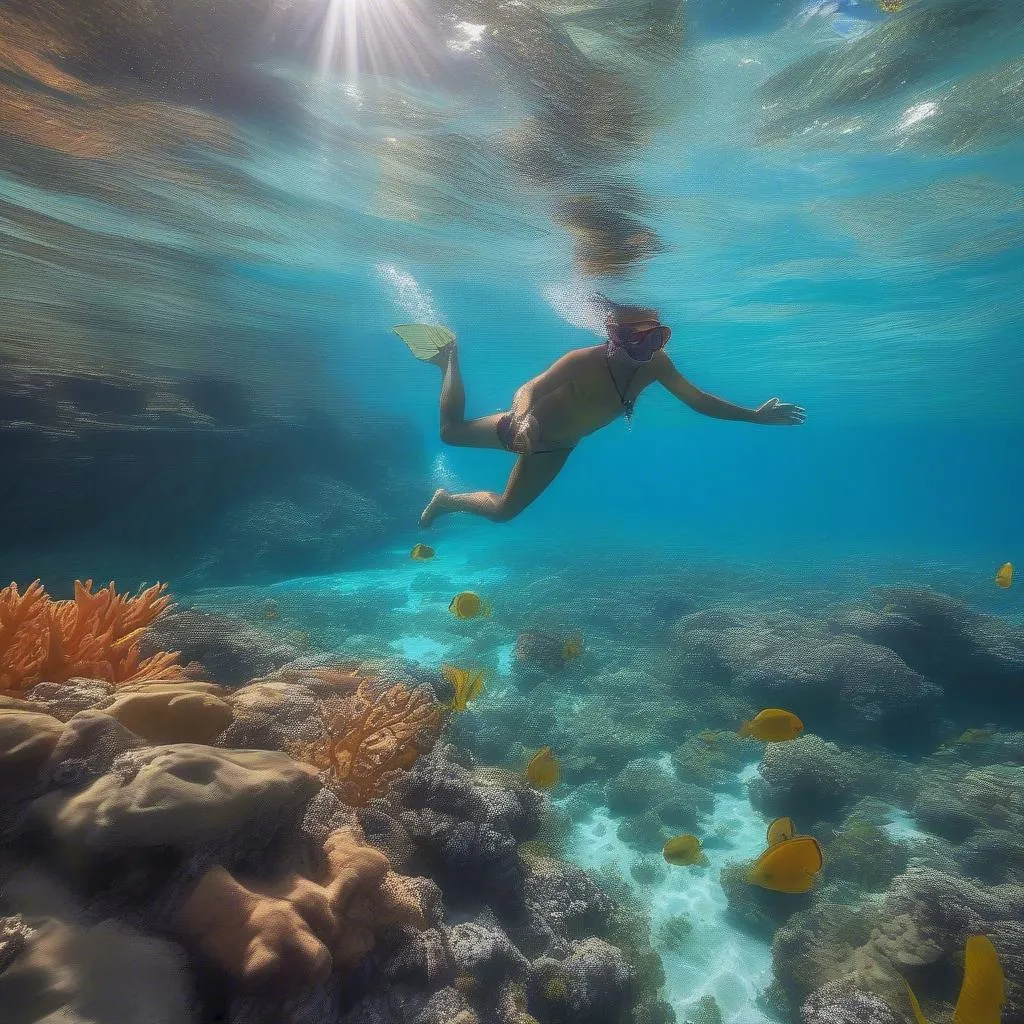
[
  {"left": 902, "top": 934, "right": 1004, "bottom": 1024},
  {"left": 767, "top": 816, "right": 796, "bottom": 847},
  {"left": 995, "top": 562, "right": 1013, "bottom": 589},
  {"left": 449, "top": 591, "right": 492, "bottom": 619},
  {"left": 746, "top": 835, "right": 823, "bottom": 893},
  {"left": 563, "top": 634, "right": 583, "bottom": 662},
  {"left": 441, "top": 664, "right": 485, "bottom": 713},
  {"left": 738, "top": 709, "right": 804, "bottom": 742},
  {"left": 662, "top": 834, "right": 709, "bottom": 867},
  {"left": 411, "top": 544, "right": 436, "bottom": 561},
  {"left": 525, "top": 747, "right": 560, "bottom": 790}
]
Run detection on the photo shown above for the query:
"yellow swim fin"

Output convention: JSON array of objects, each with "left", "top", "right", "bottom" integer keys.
[{"left": 393, "top": 324, "right": 456, "bottom": 361}]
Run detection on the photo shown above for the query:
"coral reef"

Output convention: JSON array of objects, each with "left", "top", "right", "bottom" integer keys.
[
  {"left": 801, "top": 980, "right": 903, "bottom": 1024},
  {"left": 823, "top": 808, "right": 909, "bottom": 895},
  {"left": 32, "top": 744, "right": 320, "bottom": 855},
  {"left": 103, "top": 682, "right": 233, "bottom": 744},
  {"left": 836, "top": 587, "right": 1024, "bottom": 726},
  {"left": 672, "top": 608, "right": 944, "bottom": 751},
  {"left": 140, "top": 608, "right": 300, "bottom": 686},
  {"left": 747, "top": 734, "right": 864, "bottom": 822},
  {"left": 176, "top": 825, "right": 426, "bottom": 992},
  {"left": 670, "top": 730, "right": 757, "bottom": 792},
  {"left": 0, "top": 866, "right": 197, "bottom": 1024},
  {"left": 1, "top": 580, "right": 183, "bottom": 693},
  {"left": 4, "top": 562, "right": 1022, "bottom": 1024},
  {"left": 287, "top": 675, "right": 443, "bottom": 807}
]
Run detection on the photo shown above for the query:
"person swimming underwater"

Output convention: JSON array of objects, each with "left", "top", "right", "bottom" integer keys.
[{"left": 395, "top": 297, "right": 805, "bottom": 527}]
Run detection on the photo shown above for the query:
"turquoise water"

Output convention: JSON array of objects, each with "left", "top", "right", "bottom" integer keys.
[{"left": 1, "top": 1, "right": 1023, "bottom": 1022}]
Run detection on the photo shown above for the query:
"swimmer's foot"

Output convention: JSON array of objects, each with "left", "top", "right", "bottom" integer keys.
[
  {"left": 426, "top": 342, "right": 455, "bottom": 369},
  {"left": 420, "top": 488, "right": 453, "bottom": 527}
]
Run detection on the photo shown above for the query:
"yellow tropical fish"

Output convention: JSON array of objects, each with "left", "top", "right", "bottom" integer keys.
[
  {"left": 525, "top": 747, "right": 560, "bottom": 790},
  {"left": 767, "top": 816, "right": 796, "bottom": 847},
  {"left": 954, "top": 728, "right": 994, "bottom": 747},
  {"left": 878, "top": 0, "right": 903, "bottom": 12},
  {"left": 746, "top": 835, "right": 823, "bottom": 893},
  {"left": 904, "top": 977, "right": 930, "bottom": 1024},
  {"left": 449, "top": 591, "right": 492, "bottom": 619},
  {"left": 995, "top": 562, "right": 1013, "bottom": 589},
  {"left": 738, "top": 709, "right": 804, "bottom": 742},
  {"left": 662, "top": 834, "right": 709, "bottom": 867},
  {"left": 903, "top": 934, "right": 1004, "bottom": 1024},
  {"left": 562, "top": 633, "right": 583, "bottom": 661},
  {"left": 441, "top": 664, "right": 485, "bottom": 712},
  {"left": 954, "top": 935, "right": 1005, "bottom": 1024},
  {"left": 411, "top": 543, "right": 436, "bottom": 561}
]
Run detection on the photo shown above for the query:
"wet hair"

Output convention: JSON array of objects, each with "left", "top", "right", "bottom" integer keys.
[{"left": 592, "top": 293, "right": 660, "bottom": 327}]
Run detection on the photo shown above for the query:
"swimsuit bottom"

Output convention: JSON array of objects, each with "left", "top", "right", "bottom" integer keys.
[{"left": 495, "top": 413, "right": 575, "bottom": 455}]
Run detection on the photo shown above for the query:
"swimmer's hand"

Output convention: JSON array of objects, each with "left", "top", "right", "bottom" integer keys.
[{"left": 753, "top": 398, "right": 806, "bottom": 426}]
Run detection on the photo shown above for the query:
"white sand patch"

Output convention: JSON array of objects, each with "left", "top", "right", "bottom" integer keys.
[
  {"left": 884, "top": 807, "right": 929, "bottom": 843},
  {"left": 496, "top": 643, "right": 516, "bottom": 676},
  {"left": 560, "top": 760, "right": 773, "bottom": 1024},
  {"left": 390, "top": 634, "right": 454, "bottom": 663}
]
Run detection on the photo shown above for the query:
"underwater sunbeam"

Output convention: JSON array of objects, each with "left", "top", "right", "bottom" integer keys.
[{"left": 315, "top": 0, "right": 434, "bottom": 82}]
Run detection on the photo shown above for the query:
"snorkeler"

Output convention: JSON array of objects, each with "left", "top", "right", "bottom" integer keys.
[{"left": 394, "top": 297, "right": 805, "bottom": 526}]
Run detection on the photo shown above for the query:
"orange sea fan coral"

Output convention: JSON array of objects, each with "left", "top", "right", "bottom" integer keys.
[
  {"left": 288, "top": 679, "right": 442, "bottom": 807},
  {"left": 0, "top": 579, "right": 186, "bottom": 694}
]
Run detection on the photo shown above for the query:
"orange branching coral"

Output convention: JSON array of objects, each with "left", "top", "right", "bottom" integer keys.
[
  {"left": 289, "top": 679, "right": 442, "bottom": 807},
  {"left": 0, "top": 579, "right": 185, "bottom": 694}
]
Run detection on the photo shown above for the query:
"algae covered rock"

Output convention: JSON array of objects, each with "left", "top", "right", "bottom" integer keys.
[
  {"left": 519, "top": 856, "right": 614, "bottom": 959},
  {"left": 26, "top": 679, "right": 115, "bottom": 722},
  {"left": 824, "top": 811, "right": 909, "bottom": 895},
  {"left": 42, "top": 709, "right": 145, "bottom": 789},
  {"left": 449, "top": 918, "right": 530, "bottom": 990},
  {"left": 849, "top": 587, "right": 1024, "bottom": 722},
  {"left": 748, "top": 734, "right": 863, "bottom": 822},
  {"left": 0, "top": 866, "right": 196, "bottom": 1024},
  {"left": 912, "top": 763, "right": 1024, "bottom": 848},
  {"left": 558, "top": 937, "right": 633, "bottom": 1024},
  {"left": 670, "top": 730, "right": 758, "bottom": 792},
  {"left": 674, "top": 607, "right": 943, "bottom": 751},
  {"left": 0, "top": 709, "right": 65, "bottom": 783},
  {"left": 139, "top": 608, "right": 299, "bottom": 686},
  {"left": 103, "top": 683, "right": 232, "bottom": 744},
  {"left": 31, "top": 744, "right": 319, "bottom": 853},
  {"left": 720, "top": 860, "right": 816, "bottom": 936},
  {"left": 801, "top": 980, "right": 903, "bottom": 1024}
]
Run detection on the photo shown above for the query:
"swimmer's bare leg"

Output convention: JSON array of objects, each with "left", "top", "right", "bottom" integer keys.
[
  {"left": 431, "top": 341, "right": 506, "bottom": 449},
  {"left": 420, "top": 449, "right": 572, "bottom": 526}
]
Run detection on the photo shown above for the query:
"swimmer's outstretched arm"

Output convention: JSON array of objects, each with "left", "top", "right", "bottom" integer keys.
[
  {"left": 511, "top": 348, "right": 590, "bottom": 417},
  {"left": 653, "top": 352, "right": 805, "bottom": 425}
]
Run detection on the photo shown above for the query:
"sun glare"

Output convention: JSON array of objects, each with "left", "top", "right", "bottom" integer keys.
[{"left": 316, "top": 0, "right": 435, "bottom": 82}]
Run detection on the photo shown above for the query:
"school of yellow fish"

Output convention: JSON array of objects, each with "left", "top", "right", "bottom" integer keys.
[{"left": 410, "top": 542, "right": 1008, "bottom": 1017}]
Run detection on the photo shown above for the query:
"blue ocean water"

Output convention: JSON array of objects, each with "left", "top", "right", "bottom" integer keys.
[{"left": 1, "top": 1, "right": 1023, "bottom": 1023}]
